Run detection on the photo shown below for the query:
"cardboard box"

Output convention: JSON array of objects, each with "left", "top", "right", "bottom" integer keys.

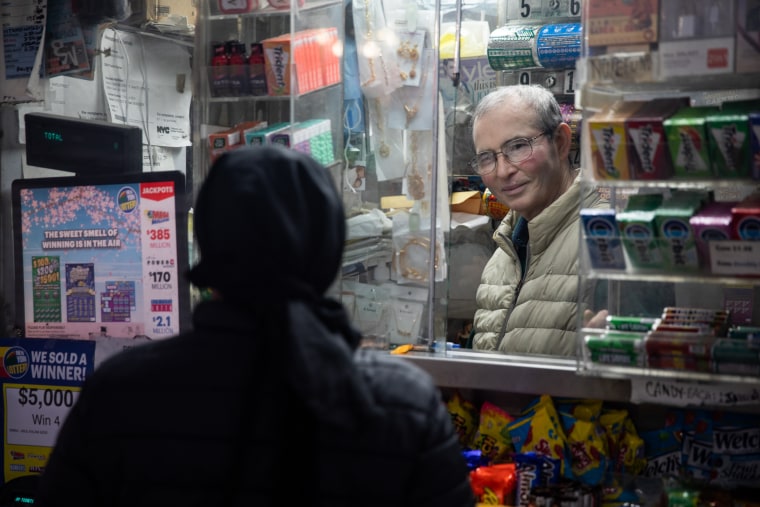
[
  {"left": 381, "top": 192, "right": 485, "bottom": 215},
  {"left": 736, "top": 0, "right": 760, "bottom": 73},
  {"left": 451, "top": 191, "right": 484, "bottom": 215},
  {"left": 147, "top": 0, "right": 197, "bottom": 25},
  {"left": 586, "top": 0, "right": 659, "bottom": 47},
  {"left": 657, "top": 0, "right": 735, "bottom": 78},
  {"left": 380, "top": 195, "right": 414, "bottom": 210},
  {"left": 588, "top": 101, "right": 646, "bottom": 180}
]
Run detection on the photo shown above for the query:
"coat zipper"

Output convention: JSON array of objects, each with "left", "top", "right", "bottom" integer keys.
[{"left": 496, "top": 239, "right": 531, "bottom": 344}]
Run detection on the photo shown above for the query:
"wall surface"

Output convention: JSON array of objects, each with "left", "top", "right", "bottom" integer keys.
[{"left": 1, "top": 107, "right": 23, "bottom": 335}]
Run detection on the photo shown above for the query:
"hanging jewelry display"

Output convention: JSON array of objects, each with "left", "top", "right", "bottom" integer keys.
[
  {"left": 371, "top": 96, "right": 406, "bottom": 181},
  {"left": 354, "top": 0, "right": 401, "bottom": 98},
  {"left": 396, "top": 235, "right": 439, "bottom": 282},
  {"left": 405, "top": 131, "right": 426, "bottom": 200},
  {"left": 386, "top": 281, "right": 428, "bottom": 345},
  {"left": 373, "top": 98, "right": 391, "bottom": 158},
  {"left": 352, "top": 282, "right": 392, "bottom": 350},
  {"left": 388, "top": 49, "right": 435, "bottom": 131},
  {"left": 391, "top": 299, "right": 424, "bottom": 343},
  {"left": 391, "top": 214, "right": 448, "bottom": 285},
  {"left": 395, "top": 29, "right": 425, "bottom": 86}
]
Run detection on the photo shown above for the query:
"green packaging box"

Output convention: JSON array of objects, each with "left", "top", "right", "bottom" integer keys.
[
  {"left": 617, "top": 193, "right": 665, "bottom": 269},
  {"left": 244, "top": 122, "right": 291, "bottom": 145},
  {"left": 705, "top": 100, "right": 760, "bottom": 178},
  {"left": 664, "top": 106, "right": 719, "bottom": 178},
  {"left": 653, "top": 193, "right": 703, "bottom": 271}
]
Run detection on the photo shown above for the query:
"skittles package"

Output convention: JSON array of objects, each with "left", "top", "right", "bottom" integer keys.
[
  {"left": 471, "top": 401, "right": 514, "bottom": 463},
  {"left": 507, "top": 395, "right": 573, "bottom": 479},
  {"left": 446, "top": 390, "right": 479, "bottom": 447}
]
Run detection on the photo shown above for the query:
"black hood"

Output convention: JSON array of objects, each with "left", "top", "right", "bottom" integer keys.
[
  {"left": 188, "top": 145, "right": 345, "bottom": 302},
  {"left": 188, "top": 146, "right": 371, "bottom": 428}
]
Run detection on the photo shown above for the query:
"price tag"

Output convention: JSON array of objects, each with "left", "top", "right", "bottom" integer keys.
[
  {"left": 630, "top": 377, "right": 760, "bottom": 408},
  {"left": 506, "top": 0, "right": 582, "bottom": 20},
  {"left": 709, "top": 241, "right": 760, "bottom": 276},
  {"left": 563, "top": 69, "right": 576, "bottom": 94},
  {"left": 4, "top": 385, "right": 80, "bottom": 447}
]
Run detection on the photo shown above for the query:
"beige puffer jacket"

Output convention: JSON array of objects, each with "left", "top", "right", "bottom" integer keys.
[{"left": 472, "top": 173, "right": 607, "bottom": 356}]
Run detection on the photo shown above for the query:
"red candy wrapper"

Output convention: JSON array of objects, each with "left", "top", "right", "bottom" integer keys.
[{"left": 469, "top": 463, "right": 516, "bottom": 505}]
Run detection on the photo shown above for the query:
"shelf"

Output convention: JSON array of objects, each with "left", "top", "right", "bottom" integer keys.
[
  {"left": 207, "top": 82, "right": 342, "bottom": 103},
  {"left": 207, "top": 0, "right": 343, "bottom": 20},
  {"left": 113, "top": 23, "right": 195, "bottom": 47},
  {"left": 401, "top": 350, "right": 632, "bottom": 402},
  {"left": 584, "top": 270, "right": 758, "bottom": 286},
  {"left": 577, "top": 64, "right": 760, "bottom": 110},
  {"left": 577, "top": 361, "right": 760, "bottom": 386},
  {"left": 583, "top": 179, "right": 760, "bottom": 190},
  {"left": 402, "top": 350, "right": 760, "bottom": 411}
]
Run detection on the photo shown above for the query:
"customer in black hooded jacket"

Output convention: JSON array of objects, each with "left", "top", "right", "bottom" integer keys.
[{"left": 35, "top": 145, "right": 475, "bottom": 507}]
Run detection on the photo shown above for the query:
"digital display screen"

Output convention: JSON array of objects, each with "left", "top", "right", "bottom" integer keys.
[
  {"left": 12, "top": 172, "right": 191, "bottom": 340},
  {"left": 24, "top": 113, "right": 142, "bottom": 175}
]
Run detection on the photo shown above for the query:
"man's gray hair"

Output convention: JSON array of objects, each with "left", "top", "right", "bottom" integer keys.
[{"left": 472, "top": 84, "right": 563, "bottom": 135}]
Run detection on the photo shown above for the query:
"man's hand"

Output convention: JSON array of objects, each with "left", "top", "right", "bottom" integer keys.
[{"left": 583, "top": 309, "right": 609, "bottom": 328}]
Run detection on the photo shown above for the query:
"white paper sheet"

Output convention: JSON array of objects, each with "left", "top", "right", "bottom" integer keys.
[{"left": 99, "top": 27, "right": 192, "bottom": 148}]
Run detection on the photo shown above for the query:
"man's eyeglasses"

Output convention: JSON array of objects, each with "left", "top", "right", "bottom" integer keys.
[{"left": 469, "top": 131, "right": 548, "bottom": 175}]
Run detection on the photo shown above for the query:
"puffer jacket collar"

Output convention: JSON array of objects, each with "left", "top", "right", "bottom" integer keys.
[{"left": 493, "top": 172, "right": 598, "bottom": 255}]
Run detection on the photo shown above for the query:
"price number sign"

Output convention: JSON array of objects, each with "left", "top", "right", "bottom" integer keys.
[
  {"left": 4, "top": 385, "right": 80, "bottom": 447},
  {"left": 507, "top": 0, "right": 582, "bottom": 20}
]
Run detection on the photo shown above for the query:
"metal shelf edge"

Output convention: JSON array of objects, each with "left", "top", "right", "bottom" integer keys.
[{"left": 400, "top": 353, "right": 633, "bottom": 402}]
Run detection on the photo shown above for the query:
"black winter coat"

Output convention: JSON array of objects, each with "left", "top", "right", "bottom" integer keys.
[{"left": 35, "top": 300, "right": 475, "bottom": 507}]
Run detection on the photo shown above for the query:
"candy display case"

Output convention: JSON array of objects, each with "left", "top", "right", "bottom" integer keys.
[{"left": 575, "top": 0, "right": 760, "bottom": 386}]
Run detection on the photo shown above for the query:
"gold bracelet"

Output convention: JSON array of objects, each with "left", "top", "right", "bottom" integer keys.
[{"left": 398, "top": 237, "right": 439, "bottom": 282}]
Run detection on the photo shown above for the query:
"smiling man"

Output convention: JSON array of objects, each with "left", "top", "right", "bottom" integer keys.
[{"left": 469, "top": 84, "right": 608, "bottom": 356}]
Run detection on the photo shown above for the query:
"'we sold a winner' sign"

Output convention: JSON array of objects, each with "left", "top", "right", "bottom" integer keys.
[{"left": 0, "top": 338, "right": 95, "bottom": 482}]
